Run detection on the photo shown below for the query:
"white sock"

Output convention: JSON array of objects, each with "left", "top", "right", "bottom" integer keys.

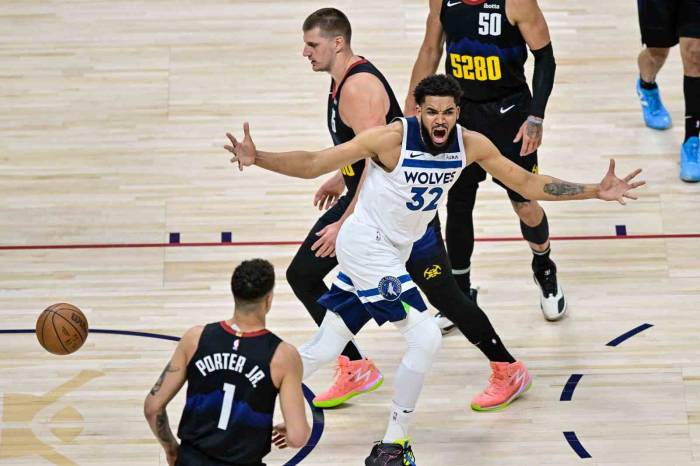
[{"left": 383, "top": 402, "right": 414, "bottom": 442}]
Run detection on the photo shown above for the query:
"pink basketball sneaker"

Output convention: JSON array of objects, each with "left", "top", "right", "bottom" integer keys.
[
  {"left": 312, "top": 356, "right": 383, "bottom": 408},
  {"left": 471, "top": 361, "right": 532, "bottom": 412}
]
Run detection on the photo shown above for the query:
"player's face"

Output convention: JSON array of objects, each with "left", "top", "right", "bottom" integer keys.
[
  {"left": 417, "top": 96, "right": 460, "bottom": 148},
  {"left": 302, "top": 28, "right": 335, "bottom": 72}
]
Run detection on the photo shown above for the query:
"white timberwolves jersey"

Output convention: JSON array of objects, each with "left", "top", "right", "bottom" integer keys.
[{"left": 353, "top": 117, "right": 467, "bottom": 246}]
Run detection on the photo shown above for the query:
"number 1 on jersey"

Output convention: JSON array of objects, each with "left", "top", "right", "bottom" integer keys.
[{"left": 217, "top": 382, "right": 236, "bottom": 430}]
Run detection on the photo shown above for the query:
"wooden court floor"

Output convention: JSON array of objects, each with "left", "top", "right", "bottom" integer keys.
[{"left": 1, "top": 0, "right": 699, "bottom": 464}]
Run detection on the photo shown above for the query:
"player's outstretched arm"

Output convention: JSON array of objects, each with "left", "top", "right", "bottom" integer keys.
[
  {"left": 271, "top": 342, "right": 310, "bottom": 449},
  {"left": 224, "top": 122, "right": 383, "bottom": 179},
  {"left": 144, "top": 326, "right": 199, "bottom": 465},
  {"left": 404, "top": 0, "right": 445, "bottom": 115},
  {"left": 467, "top": 130, "right": 645, "bottom": 203}
]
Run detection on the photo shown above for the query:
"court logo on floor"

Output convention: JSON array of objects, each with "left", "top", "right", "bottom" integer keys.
[{"left": 0, "top": 369, "right": 104, "bottom": 465}]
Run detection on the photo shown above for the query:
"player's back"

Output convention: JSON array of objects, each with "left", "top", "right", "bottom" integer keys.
[
  {"left": 178, "top": 321, "right": 282, "bottom": 466},
  {"left": 352, "top": 117, "right": 466, "bottom": 246},
  {"left": 441, "top": 0, "right": 528, "bottom": 101}
]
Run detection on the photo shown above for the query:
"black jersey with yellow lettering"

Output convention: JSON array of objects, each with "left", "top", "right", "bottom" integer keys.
[
  {"left": 177, "top": 322, "right": 282, "bottom": 466},
  {"left": 441, "top": 0, "right": 528, "bottom": 102},
  {"left": 327, "top": 58, "right": 403, "bottom": 198}
]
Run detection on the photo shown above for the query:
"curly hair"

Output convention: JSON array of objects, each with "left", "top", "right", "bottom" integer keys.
[
  {"left": 231, "top": 259, "right": 275, "bottom": 305},
  {"left": 413, "top": 74, "right": 463, "bottom": 105}
]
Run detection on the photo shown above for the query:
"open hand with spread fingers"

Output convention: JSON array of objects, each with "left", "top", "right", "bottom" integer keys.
[
  {"left": 224, "top": 122, "right": 257, "bottom": 171},
  {"left": 598, "top": 159, "right": 645, "bottom": 204}
]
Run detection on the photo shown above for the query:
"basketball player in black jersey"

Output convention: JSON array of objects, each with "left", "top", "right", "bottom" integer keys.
[
  {"left": 291, "top": 8, "right": 528, "bottom": 417},
  {"left": 636, "top": 0, "right": 700, "bottom": 182},
  {"left": 405, "top": 0, "right": 566, "bottom": 323},
  {"left": 144, "top": 259, "right": 310, "bottom": 466}
]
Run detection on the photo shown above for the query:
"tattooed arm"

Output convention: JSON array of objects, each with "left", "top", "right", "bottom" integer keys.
[
  {"left": 466, "top": 129, "right": 645, "bottom": 203},
  {"left": 144, "top": 326, "right": 202, "bottom": 465}
]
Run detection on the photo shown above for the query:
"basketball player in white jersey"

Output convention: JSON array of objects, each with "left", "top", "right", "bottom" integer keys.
[{"left": 225, "top": 74, "right": 644, "bottom": 466}]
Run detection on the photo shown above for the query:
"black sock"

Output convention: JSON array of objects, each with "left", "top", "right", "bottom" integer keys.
[
  {"left": 341, "top": 342, "right": 363, "bottom": 361},
  {"left": 531, "top": 246, "right": 553, "bottom": 271},
  {"left": 640, "top": 77, "right": 658, "bottom": 90},
  {"left": 476, "top": 337, "right": 516, "bottom": 363},
  {"left": 684, "top": 76, "right": 700, "bottom": 142},
  {"left": 453, "top": 269, "right": 471, "bottom": 294}
]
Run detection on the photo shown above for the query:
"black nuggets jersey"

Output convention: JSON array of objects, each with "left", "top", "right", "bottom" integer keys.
[
  {"left": 178, "top": 322, "right": 282, "bottom": 466},
  {"left": 441, "top": 0, "right": 528, "bottom": 101},
  {"left": 327, "top": 58, "right": 403, "bottom": 198}
]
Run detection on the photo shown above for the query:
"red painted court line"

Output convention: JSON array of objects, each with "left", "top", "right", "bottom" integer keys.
[{"left": 0, "top": 233, "right": 698, "bottom": 251}]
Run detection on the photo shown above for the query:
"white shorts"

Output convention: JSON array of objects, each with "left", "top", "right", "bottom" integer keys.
[{"left": 318, "top": 216, "right": 427, "bottom": 333}]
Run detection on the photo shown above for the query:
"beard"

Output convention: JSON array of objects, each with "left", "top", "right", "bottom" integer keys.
[{"left": 420, "top": 121, "right": 456, "bottom": 155}]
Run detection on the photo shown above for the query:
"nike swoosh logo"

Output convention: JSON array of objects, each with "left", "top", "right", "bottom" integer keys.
[
  {"left": 408, "top": 152, "right": 423, "bottom": 158},
  {"left": 500, "top": 105, "right": 516, "bottom": 114},
  {"left": 446, "top": 0, "right": 462, "bottom": 7}
]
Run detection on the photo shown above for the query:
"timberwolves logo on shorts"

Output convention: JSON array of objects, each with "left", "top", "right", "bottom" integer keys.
[{"left": 378, "top": 276, "right": 402, "bottom": 301}]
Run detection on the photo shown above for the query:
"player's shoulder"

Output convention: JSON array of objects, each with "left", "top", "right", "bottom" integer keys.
[
  {"left": 271, "top": 341, "right": 301, "bottom": 366},
  {"left": 181, "top": 325, "right": 205, "bottom": 347},
  {"left": 461, "top": 127, "right": 493, "bottom": 149},
  {"left": 509, "top": 0, "right": 540, "bottom": 8},
  {"left": 342, "top": 71, "right": 385, "bottom": 99},
  {"left": 508, "top": 0, "right": 541, "bottom": 18},
  {"left": 380, "top": 120, "right": 405, "bottom": 142},
  {"left": 270, "top": 341, "right": 302, "bottom": 384}
]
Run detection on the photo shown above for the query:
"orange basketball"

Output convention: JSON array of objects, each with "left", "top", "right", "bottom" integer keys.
[{"left": 36, "top": 303, "right": 89, "bottom": 355}]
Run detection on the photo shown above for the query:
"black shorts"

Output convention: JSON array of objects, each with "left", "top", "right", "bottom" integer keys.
[
  {"left": 406, "top": 215, "right": 452, "bottom": 293},
  {"left": 456, "top": 88, "right": 537, "bottom": 203},
  {"left": 176, "top": 443, "right": 264, "bottom": 466},
  {"left": 638, "top": 0, "right": 700, "bottom": 47}
]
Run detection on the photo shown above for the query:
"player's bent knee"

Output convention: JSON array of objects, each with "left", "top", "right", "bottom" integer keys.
[
  {"left": 682, "top": 42, "right": 700, "bottom": 74},
  {"left": 299, "top": 312, "right": 353, "bottom": 377},
  {"left": 286, "top": 261, "right": 317, "bottom": 290},
  {"left": 399, "top": 313, "right": 442, "bottom": 373},
  {"left": 520, "top": 212, "right": 549, "bottom": 245},
  {"left": 646, "top": 47, "right": 671, "bottom": 62}
]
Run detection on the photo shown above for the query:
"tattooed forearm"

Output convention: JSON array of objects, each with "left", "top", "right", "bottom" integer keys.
[
  {"left": 150, "top": 362, "right": 179, "bottom": 395},
  {"left": 155, "top": 410, "right": 177, "bottom": 446},
  {"left": 543, "top": 181, "right": 585, "bottom": 196}
]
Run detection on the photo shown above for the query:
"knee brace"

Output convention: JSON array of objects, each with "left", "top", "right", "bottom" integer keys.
[
  {"left": 299, "top": 311, "right": 353, "bottom": 379},
  {"left": 395, "top": 309, "right": 442, "bottom": 374},
  {"left": 520, "top": 212, "right": 549, "bottom": 245}
]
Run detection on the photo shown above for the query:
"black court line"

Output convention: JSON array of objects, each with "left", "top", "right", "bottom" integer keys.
[
  {"left": 560, "top": 374, "right": 583, "bottom": 401},
  {"left": 561, "top": 323, "right": 655, "bottom": 459},
  {"left": 606, "top": 323, "right": 654, "bottom": 347},
  {"left": 0, "top": 328, "right": 324, "bottom": 465},
  {"left": 563, "top": 431, "right": 592, "bottom": 458}
]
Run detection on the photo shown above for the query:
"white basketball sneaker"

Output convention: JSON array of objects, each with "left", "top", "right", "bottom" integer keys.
[{"left": 533, "top": 264, "right": 566, "bottom": 321}]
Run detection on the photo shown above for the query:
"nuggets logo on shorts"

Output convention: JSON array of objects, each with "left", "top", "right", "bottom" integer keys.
[
  {"left": 532, "top": 164, "right": 539, "bottom": 174},
  {"left": 378, "top": 276, "right": 402, "bottom": 301},
  {"left": 423, "top": 264, "right": 442, "bottom": 280}
]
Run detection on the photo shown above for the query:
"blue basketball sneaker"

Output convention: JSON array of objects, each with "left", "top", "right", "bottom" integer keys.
[
  {"left": 636, "top": 79, "right": 672, "bottom": 130},
  {"left": 680, "top": 137, "right": 700, "bottom": 182}
]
